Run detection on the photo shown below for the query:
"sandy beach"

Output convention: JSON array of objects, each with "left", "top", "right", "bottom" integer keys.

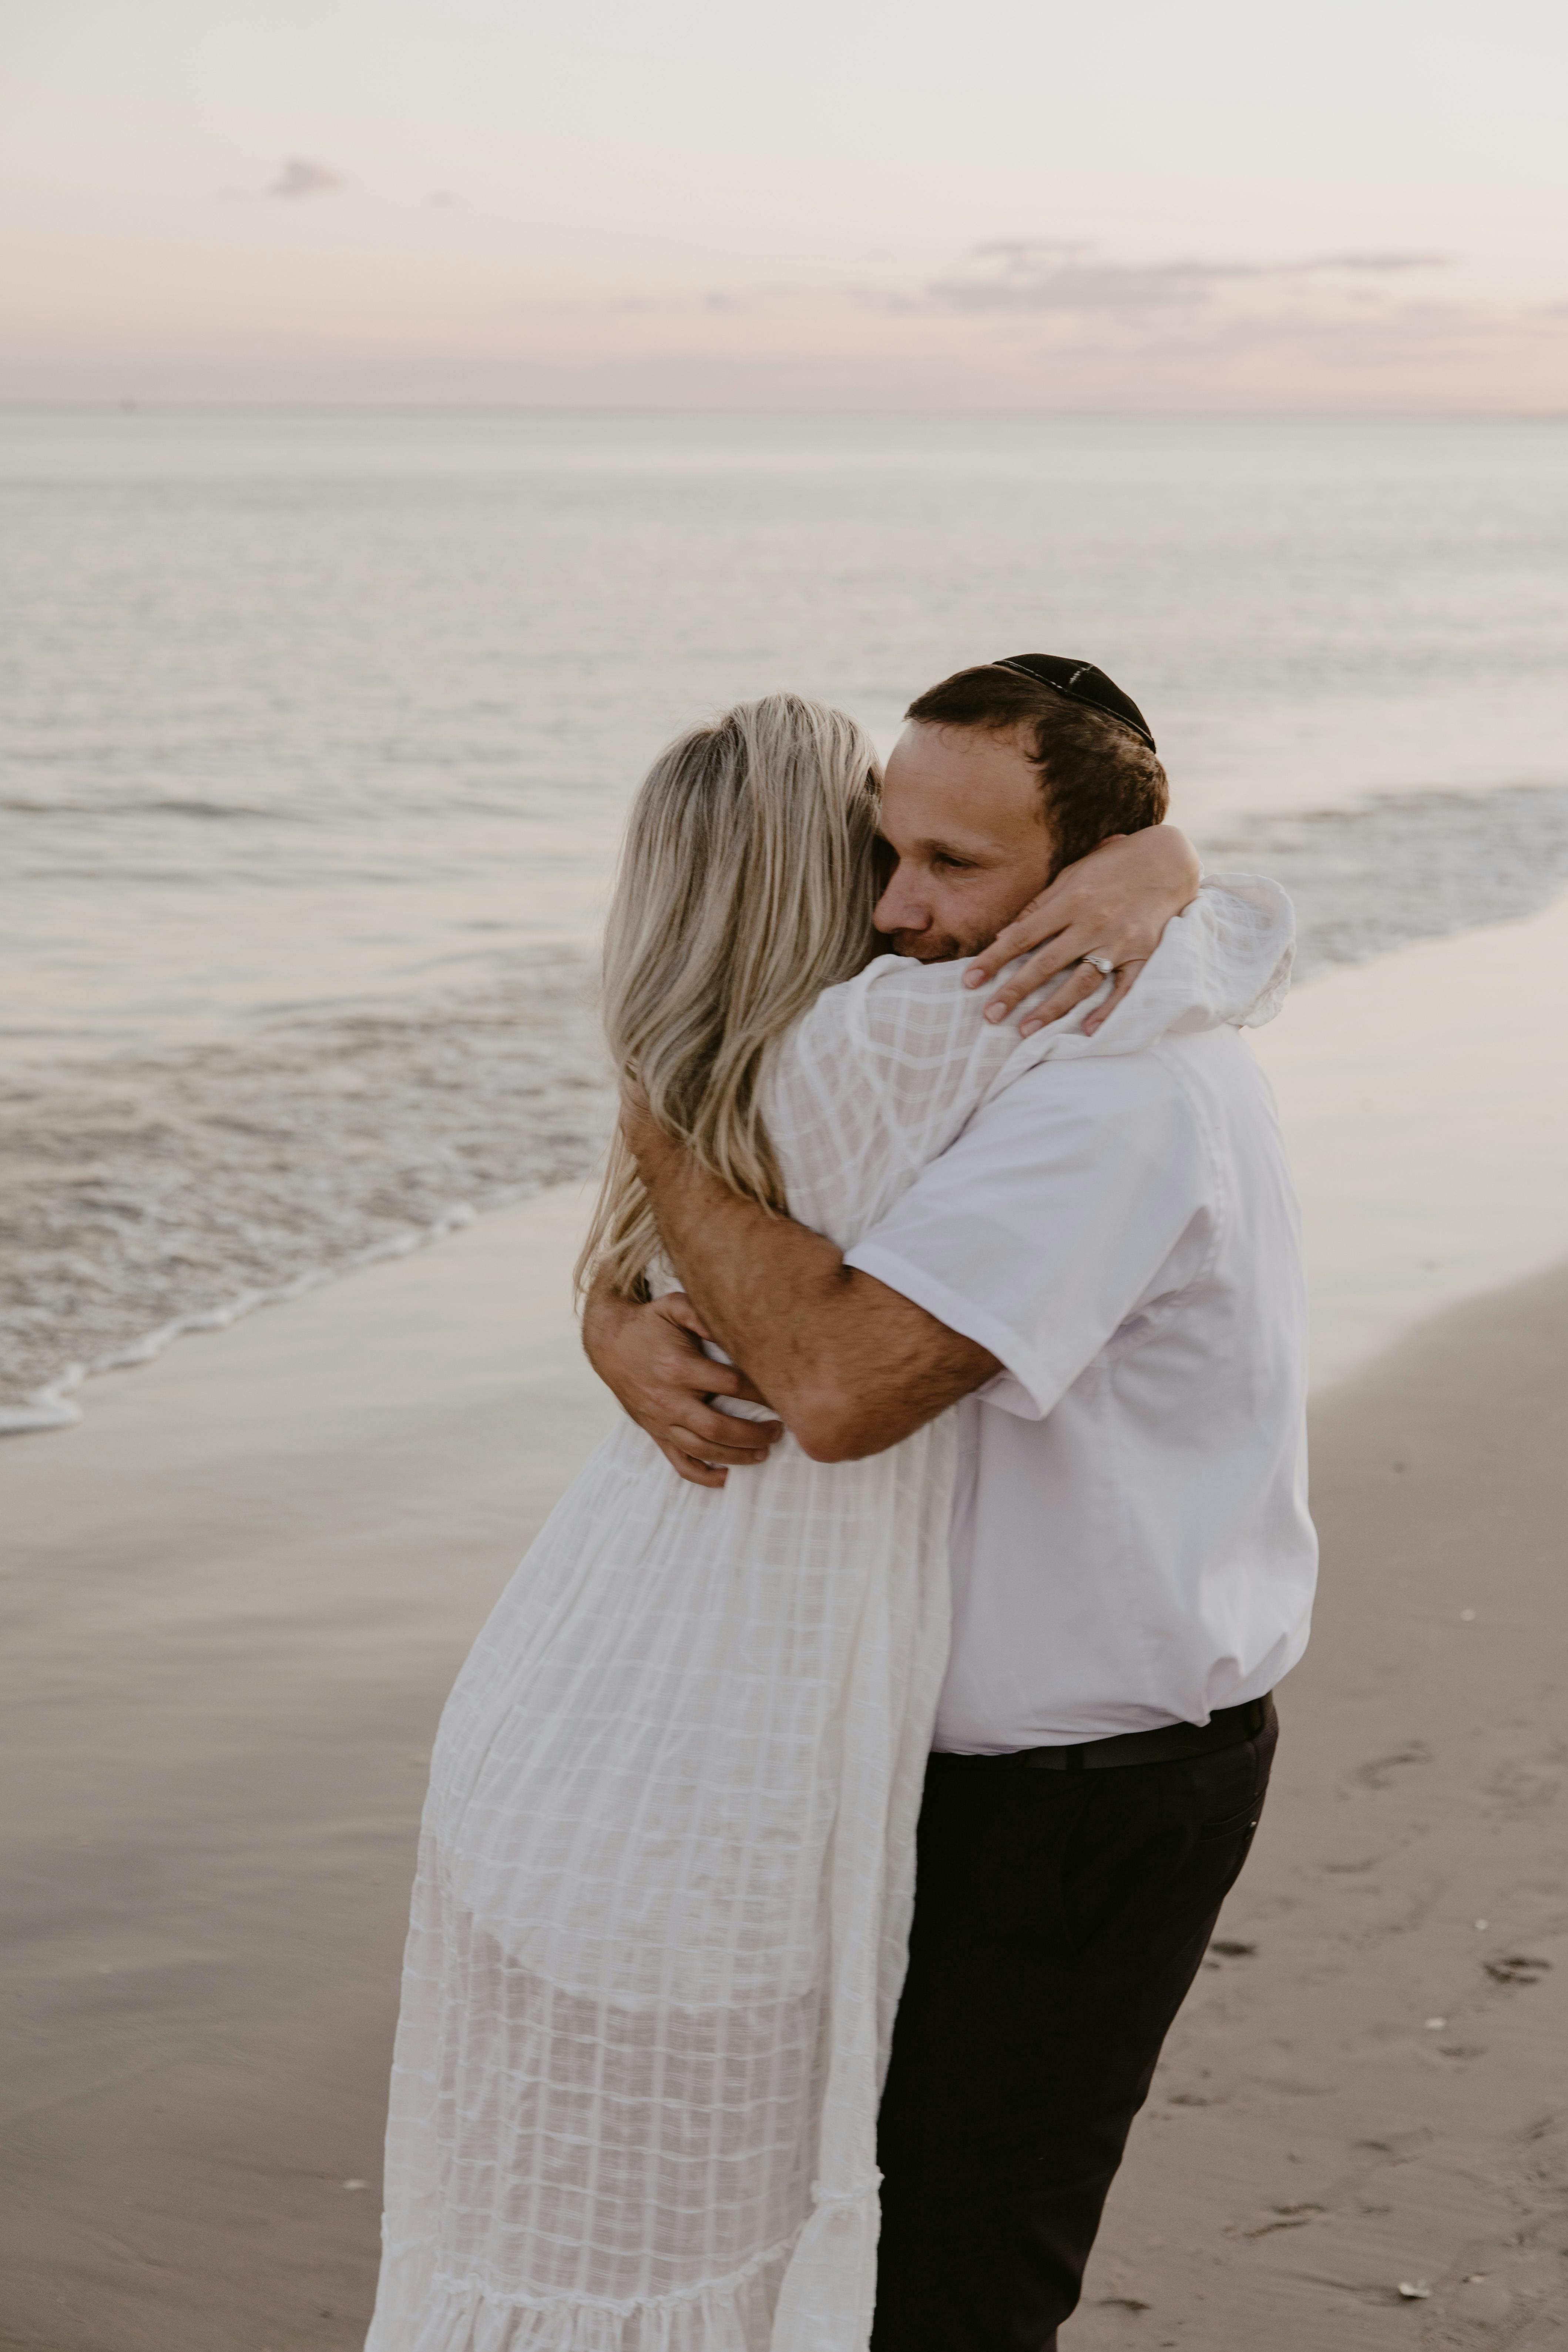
[
  {"left": 1072, "top": 1261, "right": 1568, "bottom": 2348},
  {"left": 0, "top": 1191, "right": 616, "bottom": 2352},
  {"left": 4, "top": 905, "right": 1567, "bottom": 2352}
]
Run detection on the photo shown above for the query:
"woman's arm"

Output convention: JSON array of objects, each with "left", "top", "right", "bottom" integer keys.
[{"left": 962, "top": 823, "right": 1202, "bottom": 1035}]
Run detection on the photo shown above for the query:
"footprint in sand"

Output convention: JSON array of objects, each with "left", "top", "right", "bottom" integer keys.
[{"left": 1484, "top": 1954, "right": 1552, "bottom": 1987}]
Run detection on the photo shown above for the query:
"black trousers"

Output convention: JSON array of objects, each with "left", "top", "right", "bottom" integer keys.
[{"left": 871, "top": 1712, "right": 1278, "bottom": 2352}]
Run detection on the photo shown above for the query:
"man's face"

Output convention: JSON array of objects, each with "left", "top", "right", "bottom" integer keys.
[{"left": 873, "top": 721, "right": 1054, "bottom": 961}]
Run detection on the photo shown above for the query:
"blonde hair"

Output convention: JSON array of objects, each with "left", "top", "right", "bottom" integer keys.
[{"left": 576, "top": 693, "right": 883, "bottom": 1302}]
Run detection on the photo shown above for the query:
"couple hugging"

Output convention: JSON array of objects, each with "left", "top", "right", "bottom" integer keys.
[{"left": 366, "top": 655, "right": 1316, "bottom": 2352}]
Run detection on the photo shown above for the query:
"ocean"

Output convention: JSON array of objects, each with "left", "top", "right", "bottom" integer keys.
[{"left": 4, "top": 408, "right": 1568, "bottom": 1426}]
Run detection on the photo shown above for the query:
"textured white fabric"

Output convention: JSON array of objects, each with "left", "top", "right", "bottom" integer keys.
[{"left": 366, "top": 879, "right": 1294, "bottom": 2352}]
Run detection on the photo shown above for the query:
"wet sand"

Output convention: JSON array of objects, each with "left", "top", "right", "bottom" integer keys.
[
  {"left": 1247, "top": 884, "right": 1568, "bottom": 1387},
  {"left": 4, "top": 903, "right": 1567, "bottom": 2351},
  {"left": 0, "top": 1190, "right": 616, "bottom": 2352},
  {"left": 1073, "top": 1261, "right": 1568, "bottom": 2349}
]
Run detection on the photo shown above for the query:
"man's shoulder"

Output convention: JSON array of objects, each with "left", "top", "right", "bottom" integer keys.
[
  {"left": 964, "top": 1024, "right": 1272, "bottom": 1177},
  {"left": 1002, "top": 1029, "right": 1218, "bottom": 1115},
  {"left": 938, "top": 1036, "right": 1207, "bottom": 1193},
  {"left": 1156, "top": 1023, "right": 1278, "bottom": 1118},
  {"left": 1156, "top": 1020, "right": 1263, "bottom": 1076},
  {"left": 1023, "top": 1021, "right": 1266, "bottom": 1108}
]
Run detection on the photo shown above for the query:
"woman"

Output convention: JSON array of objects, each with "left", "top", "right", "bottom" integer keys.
[{"left": 366, "top": 695, "right": 1291, "bottom": 2352}]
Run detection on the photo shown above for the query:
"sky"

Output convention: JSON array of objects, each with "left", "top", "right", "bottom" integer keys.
[{"left": 3, "top": 0, "right": 1566, "bottom": 409}]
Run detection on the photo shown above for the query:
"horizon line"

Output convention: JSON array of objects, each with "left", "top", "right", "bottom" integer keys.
[{"left": 3, "top": 398, "right": 1567, "bottom": 423}]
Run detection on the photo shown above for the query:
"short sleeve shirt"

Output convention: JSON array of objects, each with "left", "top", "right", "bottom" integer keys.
[{"left": 843, "top": 1024, "right": 1316, "bottom": 1751}]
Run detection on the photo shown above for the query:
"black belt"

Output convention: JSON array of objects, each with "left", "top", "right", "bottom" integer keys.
[{"left": 973, "top": 1693, "right": 1275, "bottom": 1774}]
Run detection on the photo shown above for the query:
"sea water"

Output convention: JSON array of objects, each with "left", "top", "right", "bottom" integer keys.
[{"left": 3, "top": 409, "right": 1567, "bottom": 1422}]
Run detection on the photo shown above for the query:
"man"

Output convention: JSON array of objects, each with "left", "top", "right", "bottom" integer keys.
[{"left": 585, "top": 655, "right": 1316, "bottom": 2350}]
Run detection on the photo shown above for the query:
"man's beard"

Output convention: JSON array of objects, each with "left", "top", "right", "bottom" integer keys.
[{"left": 883, "top": 927, "right": 978, "bottom": 964}]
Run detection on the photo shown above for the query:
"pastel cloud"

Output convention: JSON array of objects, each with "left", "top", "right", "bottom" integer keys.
[
  {"left": 483, "top": 238, "right": 1563, "bottom": 412},
  {"left": 268, "top": 158, "right": 345, "bottom": 200},
  {"left": 891, "top": 242, "right": 1455, "bottom": 318}
]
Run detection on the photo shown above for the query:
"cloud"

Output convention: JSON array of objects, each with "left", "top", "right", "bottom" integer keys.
[
  {"left": 486, "top": 236, "right": 1562, "bottom": 409},
  {"left": 1312, "top": 252, "right": 1453, "bottom": 273},
  {"left": 268, "top": 157, "right": 345, "bottom": 200},
  {"left": 902, "top": 242, "right": 1454, "bottom": 318},
  {"left": 972, "top": 238, "right": 1093, "bottom": 266}
]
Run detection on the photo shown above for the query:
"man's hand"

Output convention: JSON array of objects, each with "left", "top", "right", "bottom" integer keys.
[
  {"left": 963, "top": 823, "right": 1202, "bottom": 1037},
  {"left": 621, "top": 1105, "right": 998, "bottom": 1463},
  {"left": 582, "top": 1278, "right": 784, "bottom": 1490}
]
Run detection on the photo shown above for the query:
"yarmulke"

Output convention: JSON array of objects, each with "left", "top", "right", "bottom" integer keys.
[{"left": 992, "top": 654, "right": 1156, "bottom": 752}]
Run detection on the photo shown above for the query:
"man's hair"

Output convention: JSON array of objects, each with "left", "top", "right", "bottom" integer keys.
[{"left": 906, "top": 664, "right": 1169, "bottom": 875}]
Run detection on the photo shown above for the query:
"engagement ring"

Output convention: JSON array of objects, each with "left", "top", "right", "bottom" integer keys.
[{"left": 1082, "top": 952, "right": 1117, "bottom": 978}]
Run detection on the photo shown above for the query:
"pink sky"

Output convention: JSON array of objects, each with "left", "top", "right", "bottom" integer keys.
[{"left": 4, "top": 0, "right": 1565, "bottom": 409}]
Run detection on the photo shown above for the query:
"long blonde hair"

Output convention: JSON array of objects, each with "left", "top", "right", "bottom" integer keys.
[{"left": 575, "top": 693, "right": 883, "bottom": 1302}]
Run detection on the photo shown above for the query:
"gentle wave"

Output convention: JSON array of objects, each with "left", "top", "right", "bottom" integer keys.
[
  {"left": 6, "top": 786, "right": 1568, "bottom": 1435},
  {"left": 0, "top": 796, "right": 285, "bottom": 821},
  {"left": 1199, "top": 782, "right": 1568, "bottom": 983},
  {"left": 0, "top": 1203, "right": 482, "bottom": 1434},
  {"left": 0, "top": 945, "right": 615, "bottom": 1433}
]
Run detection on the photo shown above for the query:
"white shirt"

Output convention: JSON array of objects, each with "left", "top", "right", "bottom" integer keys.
[{"left": 844, "top": 1023, "right": 1316, "bottom": 1752}]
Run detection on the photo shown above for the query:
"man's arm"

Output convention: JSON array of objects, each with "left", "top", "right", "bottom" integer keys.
[{"left": 624, "top": 1107, "right": 998, "bottom": 1465}]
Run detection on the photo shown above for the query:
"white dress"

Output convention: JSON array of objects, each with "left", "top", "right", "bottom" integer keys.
[{"left": 366, "top": 881, "right": 1293, "bottom": 2352}]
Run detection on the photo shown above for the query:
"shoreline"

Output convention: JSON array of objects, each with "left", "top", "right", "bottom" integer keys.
[
  {"left": 1248, "top": 882, "right": 1568, "bottom": 1386},
  {"left": 9, "top": 877, "right": 1568, "bottom": 1437},
  {"left": 0, "top": 1197, "right": 487, "bottom": 1435}
]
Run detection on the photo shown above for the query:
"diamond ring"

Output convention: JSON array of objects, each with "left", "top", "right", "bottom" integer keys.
[{"left": 1082, "top": 952, "right": 1117, "bottom": 979}]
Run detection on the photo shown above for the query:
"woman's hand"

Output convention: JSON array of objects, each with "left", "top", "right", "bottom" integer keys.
[
  {"left": 582, "top": 1281, "right": 784, "bottom": 1490},
  {"left": 963, "top": 824, "right": 1202, "bottom": 1037}
]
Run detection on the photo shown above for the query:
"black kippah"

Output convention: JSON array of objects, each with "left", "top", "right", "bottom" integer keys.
[{"left": 991, "top": 654, "right": 1156, "bottom": 753}]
